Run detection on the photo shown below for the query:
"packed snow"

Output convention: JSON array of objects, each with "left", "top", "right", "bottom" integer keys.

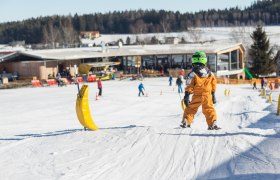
[{"left": 0, "top": 77, "right": 280, "bottom": 180}]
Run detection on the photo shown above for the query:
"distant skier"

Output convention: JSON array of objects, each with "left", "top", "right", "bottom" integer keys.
[
  {"left": 169, "top": 75, "right": 173, "bottom": 86},
  {"left": 269, "top": 81, "right": 273, "bottom": 91},
  {"left": 138, "top": 82, "right": 145, "bottom": 96},
  {"left": 253, "top": 81, "right": 257, "bottom": 90},
  {"left": 97, "top": 77, "right": 102, "bottom": 96},
  {"left": 261, "top": 78, "right": 264, "bottom": 89},
  {"left": 181, "top": 51, "right": 220, "bottom": 130},
  {"left": 176, "top": 76, "right": 183, "bottom": 93},
  {"left": 55, "top": 72, "right": 64, "bottom": 87}
]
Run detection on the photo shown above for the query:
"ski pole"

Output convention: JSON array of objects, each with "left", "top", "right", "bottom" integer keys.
[{"left": 74, "top": 64, "right": 81, "bottom": 98}]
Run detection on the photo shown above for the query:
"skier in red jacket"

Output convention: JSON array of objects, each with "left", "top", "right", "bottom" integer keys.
[{"left": 97, "top": 77, "right": 102, "bottom": 96}]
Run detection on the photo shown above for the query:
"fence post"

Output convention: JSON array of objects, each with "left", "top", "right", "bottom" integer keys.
[
  {"left": 269, "top": 93, "right": 272, "bottom": 103},
  {"left": 277, "top": 95, "right": 280, "bottom": 115}
]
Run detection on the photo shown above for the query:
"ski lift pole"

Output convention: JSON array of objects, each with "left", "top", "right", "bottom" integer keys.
[
  {"left": 74, "top": 64, "right": 81, "bottom": 97},
  {"left": 277, "top": 94, "right": 280, "bottom": 115}
]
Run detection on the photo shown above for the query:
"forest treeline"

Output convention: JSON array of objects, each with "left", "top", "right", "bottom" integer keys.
[{"left": 0, "top": 0, "right": 280, "bottom": 44}]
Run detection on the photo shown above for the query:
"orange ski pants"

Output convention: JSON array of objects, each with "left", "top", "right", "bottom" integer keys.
[{"left": 184, "top": 93, "right": 217, "bottom": 126}]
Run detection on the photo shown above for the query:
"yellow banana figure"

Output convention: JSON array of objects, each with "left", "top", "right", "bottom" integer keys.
[{"left": 76, "top": 85, "right": 98, "bottom": 131}]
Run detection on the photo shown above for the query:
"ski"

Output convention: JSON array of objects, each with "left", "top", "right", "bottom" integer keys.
[
  {"left": 208, "top": 126, "right": 221, "bottom": 130},
  {"left": 180, "top": 124, "right": 191, "bottom": 128}
]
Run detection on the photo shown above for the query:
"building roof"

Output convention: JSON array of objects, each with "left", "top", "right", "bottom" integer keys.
[{"left": 0, "top": 43, "right": 244, "bottom": 62}]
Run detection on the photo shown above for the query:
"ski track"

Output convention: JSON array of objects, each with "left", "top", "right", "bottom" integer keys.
[{"left": 1, "top": 80, "right": 280, "bottom": 179}]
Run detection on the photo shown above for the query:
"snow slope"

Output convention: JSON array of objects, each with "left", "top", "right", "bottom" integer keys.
[
  {"left": 0, "top": 78, "right": 280, "bottom": 180},
  {"left": 85, "top": 26, "right": 280, "bottom": 48}
]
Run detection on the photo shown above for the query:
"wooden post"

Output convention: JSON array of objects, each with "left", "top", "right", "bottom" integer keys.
[
  {"left": 277, "top": 95, "right": 280, "bottom": 115},
  {"left": 269, "top": 93, "right": 272, "bottom": 104}
]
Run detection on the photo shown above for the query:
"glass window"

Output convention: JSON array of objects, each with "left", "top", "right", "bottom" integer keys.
[
  {"left": 172, "top": 55, "right": 184, "bottom": 68},
  {"left": 231, "top": 50, "right": 238, "bottom": 70},
  {"left": 207, "top": 54, "right": 216, "bottom": 72},
  {"left": 186, "top": 54, "right": 192, "bottom": 68},
  {"left": 172, "top": 55, "right": 183, "bottom": 64},
  {"left": 127, "top": 56, "right": 135, "bottom": 66},
  {"left": 217, "top": 53, "right": 229, "bottom": 71},
  {"left": 142, "top": 55, "right": 156, "bottom": 68}
]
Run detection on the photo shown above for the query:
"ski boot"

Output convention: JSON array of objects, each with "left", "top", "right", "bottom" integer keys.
[
  {"left": 208, "top": 125, "right": 221, "bottom": 130},
  {"left": 180, "top": 122, "right": 191, "bottom": 128}
]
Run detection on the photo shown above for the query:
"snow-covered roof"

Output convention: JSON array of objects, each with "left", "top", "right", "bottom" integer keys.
[{"left": 5, "top": 43, "right": 244, "bottom": 61}]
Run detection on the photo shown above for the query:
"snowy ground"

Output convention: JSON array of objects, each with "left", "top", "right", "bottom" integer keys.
[
  {"left": 1, "top": 77, "right": 280, "bottom": 180},
  {"left": 86, "top": 26, "right": 280, "bottom": 48}
]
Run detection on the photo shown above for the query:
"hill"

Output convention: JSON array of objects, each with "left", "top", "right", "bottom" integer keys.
[
  {"left": 1, "top": 0, "right": 280, "bottom": 44},
  {"left": 0, "top": 78, "right": 280, "bottom": 179}
]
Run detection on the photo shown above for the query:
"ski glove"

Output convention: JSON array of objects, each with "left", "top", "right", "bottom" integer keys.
[
  {"left": 212, "top": 92, "right": 216, "bottom": 104},
  {"left": 184, "top": 91, "right": 190, "bottom": 107}
]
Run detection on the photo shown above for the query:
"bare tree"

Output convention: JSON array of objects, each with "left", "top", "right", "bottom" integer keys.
[
  {"left": 230, "top": 26, "right": 252, "bottom": 67},
  {"left": 60, "top": 16, "right": 79, "bottom": 47},
  {"left": 160, "top": 20, "right": 170, "bottom": 33},
  {"left": 43, "top": 21, "right": 60, "bottom": 48},
  {"left": 134, "top": 19, "right": 147, "bottom": 34},
  {"left": 188, "top": 27, "right": 204, "bottom": 43}
]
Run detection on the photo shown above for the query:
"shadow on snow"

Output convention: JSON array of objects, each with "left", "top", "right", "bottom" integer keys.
[
  {"left": 0, "top": 125, "right": 143, "bottom": 141},
  {"left": 196, "top": 103, "right": 280, "bottom": 179}
]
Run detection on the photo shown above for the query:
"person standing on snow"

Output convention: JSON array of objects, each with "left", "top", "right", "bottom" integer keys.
[
  {"left": 97, "top": 77, "right": 102, "bottom": 96},
  {"left": 55, "top": 72, "right": 63, "bottom": 87},
  {"left": 181, "top": 51, "right": 220, "bottom": 130},
  {"left": 169, "top": 75, "right": 173, "bottom": 86},
  {"left": 138, "top": 82, "right": 145, "bottom": 96},
  {"left": 176, "top": 76, "right": 183, "bottom": 93},
  {"left": 253, "top": 81, "right": 257, "bottom": 90},
  {"left": 261, "top": 78, "right": 264, "bottom": 89}
]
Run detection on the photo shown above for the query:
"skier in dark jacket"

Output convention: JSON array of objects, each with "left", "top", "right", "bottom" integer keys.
[
  {"left": 261, "top": 78, "right": 264, "bottom": 89},
  {"left": 176, "top": 76, "right": 183, "bottom": 93},
  {"left": 169, "top": 75, "right": 173, "bottom": 86}
]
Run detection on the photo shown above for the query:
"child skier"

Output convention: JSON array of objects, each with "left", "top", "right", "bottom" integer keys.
[
  {"left": 138, "top": 82, "right": 145, "bottom": 96},
  {"left": 253, "top": 81, "right": 257, "bottom": 90},
  {"left": 97, "top": 77, "right": 102, "bottom": 96},
  {"left": 176, "top": 76, "right": 183, "bottom": 93},
  {"left": 169, "top": 75, "right": 173, "bottom": 86},
  {"left": 181, "top": 51, "right": 220, "bottom": 130}
]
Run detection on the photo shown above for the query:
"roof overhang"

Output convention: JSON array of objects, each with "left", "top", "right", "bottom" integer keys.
[{"left": 0, "top": 43, "right": 245, "bottom": 63}]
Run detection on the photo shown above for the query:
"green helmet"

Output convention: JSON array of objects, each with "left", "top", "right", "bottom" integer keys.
[{"left": 191, "top": 51, "right": 207, "bottom": 65}]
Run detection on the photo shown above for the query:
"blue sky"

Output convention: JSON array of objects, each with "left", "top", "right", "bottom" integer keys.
[{"left": 0, "top": 0, "right": 256, "bottom": 23}]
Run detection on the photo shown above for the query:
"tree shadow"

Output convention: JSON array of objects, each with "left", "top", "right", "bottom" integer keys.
[
  {"left": 14, "top": 128, "right": 82, "bottom": 138},
  {"left": 99, "top": 125, "right": 145, "bottom": 130},
  {"left": 196, "top": 103, "right": 280, "bottom": 179},
  {"left": 160, "top": 131, "right": 280, "bottom": 138},
  {"left": 0, "top": 125, "right": 145, "bottom": 141},
  {"left": 0, "top": 138, "right": 24, "bottom": 141},
  {"left": 0, "top": 129, "right": 82, "bottom": 141},
  {"left": 207, "top": 173, "right": 280, "bottom": 180}
]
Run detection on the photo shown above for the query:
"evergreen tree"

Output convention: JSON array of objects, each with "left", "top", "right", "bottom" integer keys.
[
  {"left": 150, "top": 36, "right": 159, "bottom": 44},
  {"left": 249, "top": 25, "right": 275, "bottom": 77},
  {"left": 126, "top": 36, "right": 131, "bottom": 45}
]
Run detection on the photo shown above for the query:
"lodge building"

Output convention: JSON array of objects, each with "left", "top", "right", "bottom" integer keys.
[{"left": 0, "top": 43, "right": 245, "bottom": 80}]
